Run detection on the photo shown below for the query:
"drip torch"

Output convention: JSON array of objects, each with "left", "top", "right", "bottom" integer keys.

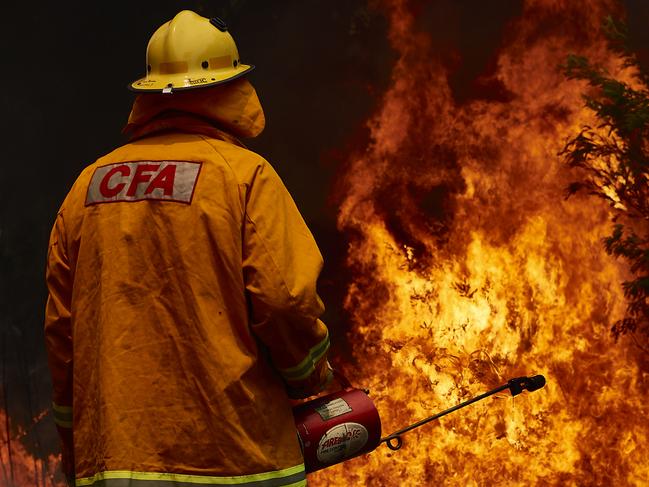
[{"left": 292, "top": 373, "right": 547, "bottom": 473}]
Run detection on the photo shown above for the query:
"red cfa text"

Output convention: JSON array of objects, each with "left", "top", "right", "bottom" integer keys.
[{"left": 86, "top": 161, "right": 201, "bottom": 205}]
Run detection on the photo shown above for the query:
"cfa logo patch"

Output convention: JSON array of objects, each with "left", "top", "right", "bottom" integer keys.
[{"left": 85, "top": 161, "right": 201, "bottom": 206}]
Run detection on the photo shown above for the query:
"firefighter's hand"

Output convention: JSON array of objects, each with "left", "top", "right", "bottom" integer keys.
[
  {"left": 56, "top": 425, "right": 75, "bottom": 486},
  {"left": 61, "top": 445, "right": 75, "bottom": 486}
]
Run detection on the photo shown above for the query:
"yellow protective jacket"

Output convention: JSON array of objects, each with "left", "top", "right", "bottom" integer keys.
[{"left": 44, "top": 79, "right": 331, "bottom": 487}]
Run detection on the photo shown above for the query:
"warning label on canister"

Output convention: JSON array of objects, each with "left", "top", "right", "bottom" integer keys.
[
  {"left": 316, "top": 422, "right": 369, "bottom": 464},
  {"left": 315, "top": 398, "right": 352, "bottom": 421}
]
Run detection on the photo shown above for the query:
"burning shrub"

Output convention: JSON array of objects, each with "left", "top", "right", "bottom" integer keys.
[{"left": 562, "top": 17, "right": 649, "bottom": 348}]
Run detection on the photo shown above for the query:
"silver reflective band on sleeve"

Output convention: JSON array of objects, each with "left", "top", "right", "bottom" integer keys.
[{"left": 75, "top": 465, "right": 306, "bottom": 487}]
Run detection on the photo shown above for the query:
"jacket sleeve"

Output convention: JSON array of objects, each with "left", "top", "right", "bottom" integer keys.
[
  {"left": 44, "top": 211, "right": 75, "bottom": 480},
  {"left": 242, "top": 159, "right": 332, "bottom": 398}
]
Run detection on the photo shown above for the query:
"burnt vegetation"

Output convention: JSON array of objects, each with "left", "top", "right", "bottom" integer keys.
[{"left": 561, "top": 17, "right": 649, "bottom": 349}]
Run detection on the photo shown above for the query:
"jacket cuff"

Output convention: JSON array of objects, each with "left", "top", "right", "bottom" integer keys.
[
  {"left": 277, "top": 332, "right": 330, "bottom": 383},
  {"left": 286, "top": 358, "right": 334, "bottom": 399},
  {"left": 53, "top": 402, "right": 73, "bottom": 428}
]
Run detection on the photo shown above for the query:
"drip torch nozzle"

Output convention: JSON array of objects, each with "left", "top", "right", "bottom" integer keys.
[{"left": 507, "top": 375, "right": 546, "bottom": 396}]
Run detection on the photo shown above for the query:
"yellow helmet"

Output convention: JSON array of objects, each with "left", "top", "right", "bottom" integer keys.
[{"left": 129, "top": 10, "right": 254, "bottom": 93}]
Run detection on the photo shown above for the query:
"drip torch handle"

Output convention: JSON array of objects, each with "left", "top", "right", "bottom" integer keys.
[
  {"left": 380, "top": 374, "right": 546, "bottom": 450},
  {"left": 332, "top": 369, "right": 353, "bottom": 390}
]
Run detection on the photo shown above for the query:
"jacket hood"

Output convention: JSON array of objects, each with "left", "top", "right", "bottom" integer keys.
[{"left": 124, "top": 78, "right": 265, "bottom": 139}]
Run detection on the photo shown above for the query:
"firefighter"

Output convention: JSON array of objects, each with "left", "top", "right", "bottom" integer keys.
[{"left": 44, "top": 10, "right": 331, "bottom": 487}]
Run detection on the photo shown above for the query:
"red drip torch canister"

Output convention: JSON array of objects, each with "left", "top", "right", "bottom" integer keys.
[{"left": 292, "top": 384, "right": 381, "bottom": 473}]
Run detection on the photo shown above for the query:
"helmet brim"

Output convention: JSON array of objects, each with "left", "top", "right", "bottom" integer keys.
[{"left": 128, "top": 64, "right": 255, "bottom": 93}]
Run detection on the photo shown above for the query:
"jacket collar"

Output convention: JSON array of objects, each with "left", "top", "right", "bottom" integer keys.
[
  {"left": 124, "top": 112, "right": 247, "bottom": 147},
  {"left": 123, "top": 78, "right": 265, "bottom": 145}
]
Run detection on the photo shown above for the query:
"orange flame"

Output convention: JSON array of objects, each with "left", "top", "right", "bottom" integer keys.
[
  {"left": 0, "top": 409, "right": 65, "bottom": 487},
  {"left": 313, "top": 0, "right": 649, "bottom": 485}
]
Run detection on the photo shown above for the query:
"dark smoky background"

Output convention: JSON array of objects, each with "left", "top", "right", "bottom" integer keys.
[{"left": 0, "top": 0, "right": 647, "bottom": 471}]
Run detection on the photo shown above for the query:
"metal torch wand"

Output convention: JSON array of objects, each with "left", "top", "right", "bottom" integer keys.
[{"left": 380, "top": 375, "right": 547, "bottom": 450}]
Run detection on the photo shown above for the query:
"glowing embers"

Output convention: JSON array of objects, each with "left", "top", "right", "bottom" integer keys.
[{"left": 0, "top": 408, "right": 65, "bottom": 486}]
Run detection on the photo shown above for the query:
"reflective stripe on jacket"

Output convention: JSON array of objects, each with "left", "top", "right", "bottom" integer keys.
[
  {"left": 44, "top": 79, "right": 329, "bottom": 485},
  {"left": 76, "top": 465, "right": 306, "bottom": 487}
]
